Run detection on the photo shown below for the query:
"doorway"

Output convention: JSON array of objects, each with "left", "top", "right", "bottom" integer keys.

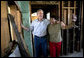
[{"left": 30, "top": 1, "right": 59, "bottom": 56}]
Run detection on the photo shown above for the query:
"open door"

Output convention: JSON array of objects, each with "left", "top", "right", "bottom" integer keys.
[
  {"left": 15, "top": 1, "right": 33, "bottom": 57},
  {"left": 30, "top": 1, "right": 60, "bottom": 56}
]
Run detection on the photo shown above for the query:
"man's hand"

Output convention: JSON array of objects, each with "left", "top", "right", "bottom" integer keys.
[{"left": 21, "top": 23, "right": 29, "bottom": 31}]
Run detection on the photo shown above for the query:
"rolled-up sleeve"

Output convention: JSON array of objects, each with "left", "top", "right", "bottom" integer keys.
[
  {"left": 26, "top": 21, "right": 34, "bottom": 32},
  {"left": 29, "top": 21, "right": 34, "bottom": 32},
  {"left": 30, "top": 24, "right": 34, "bottom": 32},
  {"left": 46, "top": 19, "right": 50, "bottom": 25}
]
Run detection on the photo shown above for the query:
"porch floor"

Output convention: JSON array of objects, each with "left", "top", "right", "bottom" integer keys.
[{"left": 59, "top": 49, "right": 83, "bottom": 57}]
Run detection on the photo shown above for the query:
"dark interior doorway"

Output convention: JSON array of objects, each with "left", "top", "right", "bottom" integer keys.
[{"left": 31, "top": 4, "right": 59, "bottom": 56}]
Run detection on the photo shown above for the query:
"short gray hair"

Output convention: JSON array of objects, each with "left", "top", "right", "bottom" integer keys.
[{"left": 37, "top": 9, "right": 44, "bottom": 14}]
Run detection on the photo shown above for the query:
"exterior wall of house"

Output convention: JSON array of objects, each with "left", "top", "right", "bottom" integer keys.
[{"left": 1, "top": 1, "right": 11, "bottom": 57}]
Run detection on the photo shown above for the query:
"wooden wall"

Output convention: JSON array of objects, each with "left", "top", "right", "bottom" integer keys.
[
  {"left": 61, "top": 1, "right": 83, "bottom": 55},
  {"left": 1, "top": 1, "right": 83, "bottom": 57},
  {"left": 1, "top": 2, "right": 22, "bottom": 56},
  {"left": 1, "top": 1, "right": 10, "bottom": 57}
]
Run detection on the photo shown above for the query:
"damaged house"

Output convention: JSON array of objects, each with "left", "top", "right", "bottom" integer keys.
[{"left": 1, "top": 1, "right": 83, "bottom": 57}]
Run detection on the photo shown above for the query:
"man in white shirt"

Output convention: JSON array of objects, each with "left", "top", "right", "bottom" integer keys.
[{"left": 21, "top": 9, "right": 50, "bottom": 57}]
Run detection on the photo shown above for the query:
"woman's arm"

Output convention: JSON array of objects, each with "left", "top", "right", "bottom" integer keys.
[
  {"left": 61, "top": 14, "right": 77, "bottom": 29},
  {"left": 61, "top": 21, "right": 76, "bottom": 29}
]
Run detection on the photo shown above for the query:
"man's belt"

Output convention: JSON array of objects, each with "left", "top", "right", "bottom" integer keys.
[{"left": 35, "top": 35, "right": 46, "bottom": 38}]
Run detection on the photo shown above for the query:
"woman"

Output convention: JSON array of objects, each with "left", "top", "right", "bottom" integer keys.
[{"left": 48, "top": 15, "right": 77, "bottom": 57}]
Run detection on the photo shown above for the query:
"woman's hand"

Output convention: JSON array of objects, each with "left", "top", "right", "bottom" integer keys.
[{"left": 72, "top": 14, "right": 77, "bottom": 22}]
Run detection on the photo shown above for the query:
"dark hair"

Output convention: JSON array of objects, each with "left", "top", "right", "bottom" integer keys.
[{"left": 51, "top": 15, "right": 59, "bottom": 21}]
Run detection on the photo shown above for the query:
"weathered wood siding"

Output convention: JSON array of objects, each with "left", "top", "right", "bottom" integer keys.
[{"left": 1, "top": 1, "right": 10, "bottom": 57}]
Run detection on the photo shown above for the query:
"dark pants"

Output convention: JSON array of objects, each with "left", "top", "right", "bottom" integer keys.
[{"left": 34, "top": 35, "right": 47, "bottom": 57}]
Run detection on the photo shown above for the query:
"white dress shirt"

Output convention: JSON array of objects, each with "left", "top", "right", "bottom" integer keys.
[{"left": 30, "top": 19, "right": 50, "bottom": 37}]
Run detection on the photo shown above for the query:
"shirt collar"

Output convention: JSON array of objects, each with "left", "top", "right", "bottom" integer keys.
[{"left": 37, "top": 18, "right": 44, "bottom": 22}]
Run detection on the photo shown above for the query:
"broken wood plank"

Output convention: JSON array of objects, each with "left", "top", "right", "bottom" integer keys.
[
  {"left": 8, "top": 14, "right": 31, "bottom": 57},
  {"left": 16, "top": 10, "right": 22, "bottom": 33},
  {"left": 9, "top": 5, "right": 18, "bottom": 41}
]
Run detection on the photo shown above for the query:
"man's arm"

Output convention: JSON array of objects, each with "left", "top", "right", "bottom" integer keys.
[{"left": 21, "top": 24, "right": 29, "bottom": 31}]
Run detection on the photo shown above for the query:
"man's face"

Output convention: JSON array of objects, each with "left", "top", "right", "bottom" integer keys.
[{"left": 37, "top": 10, "right": 44, "bottom": 20}]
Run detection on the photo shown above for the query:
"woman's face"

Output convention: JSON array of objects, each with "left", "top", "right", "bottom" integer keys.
[
  {"left": 50, "top": 18, "right": 56, "bottom": 24},
  {"left": 50, "top": 18, "right": 60, "bottom": 24}
]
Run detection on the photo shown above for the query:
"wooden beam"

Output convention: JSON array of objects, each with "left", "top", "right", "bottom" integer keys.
[
  {"left": 73, "top": 1, "right": 76, "bottom": 52},
  {"left": 66, "top": 1, "right": 70, "bottom": 54},
  {"left": 14, "top": 1, "right": 21, "bottom": 12},
  {"left": 79, "top": 1, "right": 82, "bottom": 51},
  {"left": 81, "top": 0, "right": 83, "bottom": 48},
  {"left": 64, "top": 10, "right": 67, "bottom": 24},
  {"left": 59, "top": 1, "right": 63, "bottom": 55},
  {"left": 74, "top": 1, "right": 76, "bottom": 15},
  {"left": 59, "top": 1, "right": 60, "bottom": 20},
  {"left": 62, "top": 1, "right": 64, "bottom": 20},
  {"left": 62, "top": 7, "right": 77, "bottom": 9},
  {"left": 31, "top": 1, "right": 59, "bottom": 5}
]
